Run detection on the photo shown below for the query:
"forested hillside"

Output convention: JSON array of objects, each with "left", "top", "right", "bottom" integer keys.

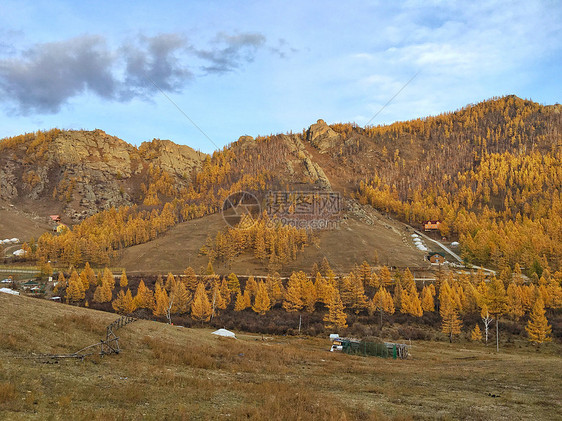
[{"left": 2, "top": 95, "right": 561, "bottom": 275}]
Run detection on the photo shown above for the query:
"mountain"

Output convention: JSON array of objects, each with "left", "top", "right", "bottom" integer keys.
[
  {"left": 1, "top": 95, "right": 560, "bottom": 274},
  {"left": 0, "top": 129, "right": 206, "bottom": 221}
]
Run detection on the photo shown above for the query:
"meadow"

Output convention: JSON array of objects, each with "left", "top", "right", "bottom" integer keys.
[{"left": 1, "top": 293, "right": 560, "bottom": 420}]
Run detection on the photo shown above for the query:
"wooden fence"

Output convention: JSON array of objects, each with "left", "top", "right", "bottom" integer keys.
[{"left": 35, "top": 315, "right": 137, "bottom": 361}]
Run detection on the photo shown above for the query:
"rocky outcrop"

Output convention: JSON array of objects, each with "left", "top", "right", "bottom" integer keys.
[
  {"left": 306, "top": 119, "right": 340, "bottom": 153},
  {"left": 0, "top": 129, "right": 206, "bottom": 222},
  {"left": 283, "top": 134, "right": 331, "bottom": 189},
  {"left": 139, "top": 138, "right": 205, "bottom": 176}
]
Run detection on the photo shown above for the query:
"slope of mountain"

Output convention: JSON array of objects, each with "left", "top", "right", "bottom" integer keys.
[
  {"left": 0, "top": 129, "right": 206, "bottom": 222},
  {"left": 1, "top": 95, "right": 560, "bottom": 273}
]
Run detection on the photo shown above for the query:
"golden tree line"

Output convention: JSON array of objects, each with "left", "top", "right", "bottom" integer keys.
[{"left": 59, "top": 261, "right": 560, "bottom": 344}]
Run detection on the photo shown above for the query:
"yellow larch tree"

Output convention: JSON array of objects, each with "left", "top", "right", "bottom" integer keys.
[
  {"left": 153, "top": 284, "right": 169, "bottom": 317},
  {"left": 372, "top": 287, "right": 395, "bottom": 327},
  {"left": 245, "top": 276, "right": 258, "bottom": 299},
  {"left": 227, "top": 272, "right": 241, "bottom": 294},
  {"left": 301, "top": 277, "right": 317, "bottom": 313},
  {"left": 471, "top": 324, "right": 483, "bottom": 341},
  {"left": 506, "top": 281, "right": 524, "bottom": 320},
  {"left": 171, "top": 280, "right": 191, "bottom": 315},
  {"left": 283, "top": 271, "right": 304, "bottom": 312},
  {"left": 79, "top": 270, "right": 89, "bottom": 291},
  {"left": 252, "top": 281, "right": 271, "bottom": 315},
  {"left": 402, "top": 268, "right": 415, "bottom": 291},
  {"left": 440, "top": 290, "right": 462, "bottom": 342},
  {"left": 112, "top": 289, "right": 136, "bottom": 314},
  {"left": 102, "top": 267, "right": 115, "bottom": 290},
  {"left": 323, "top": 287, "right": 347, "bottom": 329},
  {"left": 233, "top": 291, "right": 247, "bottom": 312},
  {"left": 379, "top": 266, "right": 393, "bottom": 287},
  {"left": 83, "top": 262, "right": 96, "bottom": 287},
  {"left": 421, "top": 285, "right": 435, "bottom": 312},
  {"left": 348, "top": 272, "right": 368, "bottom": 314},
  {"left": 219, "top": 277, "right": 232, "bottom": 307},
  {"left": 66, "top": 270, "right": 85, "bottom": 302},
  {"left": 134, "top": 280, "right": 154, "bottom": 310},
  {"left": 210, "top": 280, "right": 226, "bottom": 317},
  {"left": 165, "top": 272, "right": 175, "bottom": 292},
  {"left": 191, "top": 282, "right": 212, "bottom": 322},
  {"left": 525, "top": 297, "right": 552, "bottom": 344},
  {"left": 401, "top": 285, "right": 423, "bottom": 317},
  {"left": 486, "top": 277, "right": 508, "bottom": 352},
  {"left": 183, "top": 266, "right": 199, "bottom": 291},
  {"left": 120, "top": 269, "right": 128, "bottom": 288}
]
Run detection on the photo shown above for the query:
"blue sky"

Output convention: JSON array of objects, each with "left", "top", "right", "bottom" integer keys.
[{"left": 0, "top": 0, "right": 560, "bottom": 153}]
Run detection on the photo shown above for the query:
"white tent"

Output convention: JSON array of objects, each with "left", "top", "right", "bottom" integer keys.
[
  {"left": 13, "top": 249, "right": 26, "bottom": 256},
  {"left": 212, "top": 329, "right": 236, "bottom": 339},
  {"left": 451, "top": 241, "right": 460, "bottom": 247},
  {"left": 411, "top": 234, "right": 419, "bottom": 238},
  {"left": 0, "top": 288, "right": 19, "bottom": 295},
  {"left": 10, "top": 238, "right": 19, "bottom": 243}
]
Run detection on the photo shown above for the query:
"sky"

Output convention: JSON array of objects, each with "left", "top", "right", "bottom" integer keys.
[{"left": 0, "top": 0, "right": 560, "bottom": 153}]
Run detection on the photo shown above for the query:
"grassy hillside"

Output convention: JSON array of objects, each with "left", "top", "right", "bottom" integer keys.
[
  {"left": 1, "top": 293, "right": 561, "bottom": 420},
  {"left": 114, "top": 201, "right": 426, "bottom": 276}
]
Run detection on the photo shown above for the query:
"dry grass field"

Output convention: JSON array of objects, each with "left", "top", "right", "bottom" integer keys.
[{"left": 1, "top": 293, "right": 561, "bottom": 420}]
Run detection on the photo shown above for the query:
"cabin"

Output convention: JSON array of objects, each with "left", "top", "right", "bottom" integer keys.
[
  {"left": 428, "top": 252, "right": 446, "bottom": 264},
  {"left": 49, "top": 215, "right": 61, "bottom": 223},
  {"left": 423, "top": 220, "right": 441, "bottom": 231}
]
